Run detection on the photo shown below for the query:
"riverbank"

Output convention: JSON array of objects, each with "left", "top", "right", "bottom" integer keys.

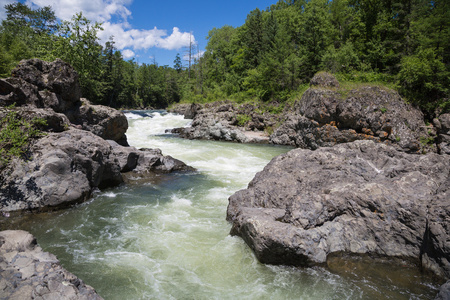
[{"left": 170, "top": 72, "right": 450, "bottom": 155}]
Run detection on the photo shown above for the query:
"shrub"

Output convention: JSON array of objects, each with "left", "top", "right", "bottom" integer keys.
[{"left": 0, "top": 107, "right": 47, "bottom": 166}]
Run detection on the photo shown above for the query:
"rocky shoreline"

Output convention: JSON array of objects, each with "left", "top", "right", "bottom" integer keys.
[
  {"left": 170, "top": 73, "right": 450, "bottom": 298},
  {"left": 0, "top": 230, "right": 103, "bottom": 299},
  {"left": 0, "top": 59, "right": 194, "bottom": 213},
  {"left": 170, "top": 73, "right": 449, "bottom": 155},
  {"left": 0, "top": 59, "right": 194, "bottom": 298}
]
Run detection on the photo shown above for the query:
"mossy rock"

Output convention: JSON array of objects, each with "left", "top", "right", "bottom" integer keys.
[{"left": 310, "top": 72, "right": 340, "bottom": 88}]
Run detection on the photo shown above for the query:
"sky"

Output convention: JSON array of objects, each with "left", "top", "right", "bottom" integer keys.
[{"left": 0, "top": 0, "right": 277, "bottom": 66}]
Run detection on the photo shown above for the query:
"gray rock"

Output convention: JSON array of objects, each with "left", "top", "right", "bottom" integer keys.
[
  {"left": 310, "top": 72, "right": 340, "bottom": 88},
  {"left": 0, "top": 78, "right": 41, "bottom": 107},
  {"left": 437, "top": 113, "right": 450, "bottom": 155},
  {"left": 107, "top": 140, "right": 194, "bottom": 174},
  {"left": 0, "top": 230, "right": 103, "bottom": 300},
  {"left": 11, "top": 58, "right": 81, "bottom": 109},
  {"left": 271, "top": 85, "right": 435, "bottom": 153},
  {"left": 68, "top": 99, "right": 129, "bottom": 146},
  {"left": 0, "top": 129, "right": 123, "bottom": 211},
  {"left": 169, "top": 103, "right": 201, "bottom": 119},
  {"left": 172, "top": 101, "right": 275, "bottom": 144},
  {"left": 435, "top": 280, "right": 450, "bottom": 300},
  {"left": 3, "top": 59, "right": 129, "bottom": 145},
  {"left": 227, "top": 140, "right": 449, "bottom": 279}
]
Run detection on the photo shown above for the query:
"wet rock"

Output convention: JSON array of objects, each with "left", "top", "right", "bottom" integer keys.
[
  {"left": 107, "top": 140, "right": 194, "bottom": 174},
  {"left": 0, "top": 129, "right": 123, "bottom": 212},
  {"left": 0, "top": 230, "right": 103, "bottom": 300},
  {"left": 271, "top": 84, "right": 435, "bottom": 153},
  {"left": 227, "top": 140, "right": 450, "bottom": 279}
]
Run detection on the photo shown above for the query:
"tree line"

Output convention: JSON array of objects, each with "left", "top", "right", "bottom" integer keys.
[
  {"left": 0, "top": 3, "right": 183, "bottom": 108},
  {"left": 196, "top": 0, "right": 449, "bottom": 113},
  {"left": 1, "top": 1, "right": 449, "bottom": 113}
]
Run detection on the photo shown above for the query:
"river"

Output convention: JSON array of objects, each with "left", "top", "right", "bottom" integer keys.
[{"left": 3, "top": 111, "right": 441, "bottom": 299}]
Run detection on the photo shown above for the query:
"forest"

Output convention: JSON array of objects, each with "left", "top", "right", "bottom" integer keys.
[{"left": 0, "top": 0, "right": 449, "bottom": 114}]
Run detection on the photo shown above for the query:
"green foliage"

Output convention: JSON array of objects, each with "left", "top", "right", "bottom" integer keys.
[
  {"left": 236, "top": 114, "right": 251, "bottom": 126},
  {"left": 398, "top": 49, "right": 449, "bottom": 112},
  {"left": 0, "top": 107, "right": 47, "bottom": 165}
]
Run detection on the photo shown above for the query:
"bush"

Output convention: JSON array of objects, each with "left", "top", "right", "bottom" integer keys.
[
  {"left": 0, "top": 107, "right": 47, "bottom": 166},
  {"left": 397, "top": 49, "right": 449, "bottom": 112}
]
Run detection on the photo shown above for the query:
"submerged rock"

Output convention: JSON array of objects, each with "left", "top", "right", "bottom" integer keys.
[
  {"left": 0, "top": 230, "right": 103, "bottom": 299},
  {"left": 227, "top": 140, "right": 449, "bottom": 279}
]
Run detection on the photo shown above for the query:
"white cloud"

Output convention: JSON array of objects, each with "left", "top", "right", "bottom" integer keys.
[
  {"left": 25, "top": 0, "right": 132, "bottom": 23},
  {"left": 122, "top": 49, "right": 135, "bottom": 59},
  {"left": 23, "top": 0, "right": 196, "bottom": 52},
  {"left": 99, "top": 22, "right": 195, "bottom": 51},
  {"left": 0, "top": 0, "right": 17, "bottom": 20}
]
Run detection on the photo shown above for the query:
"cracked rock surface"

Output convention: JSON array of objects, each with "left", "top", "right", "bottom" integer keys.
[
  {"left": 0, "top": 230, "right": 103, "bottom": 300},
  {"left": 227, "top": 140, "right": 450, "bottom": 280}
]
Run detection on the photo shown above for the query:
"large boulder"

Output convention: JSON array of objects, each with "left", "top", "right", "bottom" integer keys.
[
  {"left": 68, "top": 99, "right": 129, "bottom": 146},
  {"left": 271, "top": 78, "right": 436, "bottom": 154},
  {"left": 0, "top": 129, "right": 123, "bottom": 211},
  {"left": 169, "top": 103, "right": 201, "bottom": 119},
  {"left": 3, "top": 59, "right": 129, "bottom": 145},
  {"left": 0, "top": 230, "right": 103, "bottom": 299},
  {"left": 107, "top": 140, "right": 194, "bottom": 173},
  {"left": 11, "top": 58, "right": 81, "bottom": 110},
  {"left": 227, "top": 140, "right": 450, "bottom": 279}
]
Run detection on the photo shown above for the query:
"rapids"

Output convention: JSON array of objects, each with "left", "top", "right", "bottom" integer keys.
[{"left": 2, "top": 111, "right": 441, "bottom": 299}]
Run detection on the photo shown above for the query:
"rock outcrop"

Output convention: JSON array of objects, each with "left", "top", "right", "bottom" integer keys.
[
  {"left": 227, "top": 140, "right": 449, "bottom": 280},
  {"left": 171, "top": 101, "right": 281, "bottom": 144},
  {"left": 0, "top": 129, "right": 123, "bottom": 212},
  {"left": 0, "top": 59, "right": 194, "bottom": 212},
  {"left": 168, "top": 103, "right": 201, "bottom": 119},
  {"left": 107, "top": 140, "right": 194, "bottom": 174},
  {"left": 1, "top": 58, "right": 128, "bottom": 146},
  {"left": 0, "top": 230, "right": 103, "bottom": 299},
  {"left": 270, "top": 80, "right": 435, "bottom": 154},
  {"left": 0, "top": 130, "right": 194, "bottom": 212}
]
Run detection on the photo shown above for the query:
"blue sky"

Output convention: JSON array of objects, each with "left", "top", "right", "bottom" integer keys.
[{"left": 1, "top": 0, "right": 277, "bottom": 66}]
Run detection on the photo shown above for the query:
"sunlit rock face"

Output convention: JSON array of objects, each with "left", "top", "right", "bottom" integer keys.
[
  {"left": 228, "top": 140, "right": 450, "bottom": 279},
  {"left": 271, "top": 82, "right": 435, "bottom": 154}
]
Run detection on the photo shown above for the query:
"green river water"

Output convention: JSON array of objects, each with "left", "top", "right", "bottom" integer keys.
[{"left": 2, "top": 111, "right": 442, "bottom": 299}]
